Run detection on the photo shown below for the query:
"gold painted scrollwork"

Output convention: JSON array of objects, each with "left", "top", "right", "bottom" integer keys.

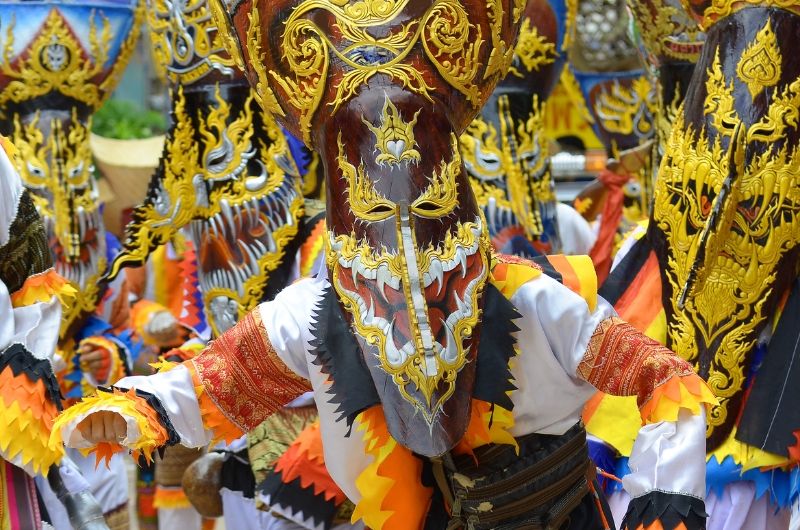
[
  {"left": 1, "top": 10, "right": 108, "bottom": 109},
  {"left": 147, "top": 0, "right": 235, "bottom": 85},
  {"left": 595, "top": 76, "right": 657, "bottom": 140},
  {"left": 423, "top": 1, "right": 485, "bottom": 104},
  {"left": 509, "top": 18, "right": 557, "bottom": 77},
  {"left": 736, "top": 20, "right": 781, "bottom": 99},
  {"left": 0, "top": 4, "right": 143, "bottom": 111},
  {"left": 255, "top": 0, "right": 501, "bottom": 143}
]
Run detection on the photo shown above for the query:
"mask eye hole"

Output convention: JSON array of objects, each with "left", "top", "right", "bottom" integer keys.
[{"left": 413, "top": 200, "right": 440, "bottom": 213}]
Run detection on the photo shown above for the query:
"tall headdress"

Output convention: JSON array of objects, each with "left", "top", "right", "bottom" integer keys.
[
  {"left": 101, "top": 0, "right": 305, "bottom": 338},
  {"left": 212, "top": 0, "right": 522, "bottom": 456},
  {"left": 646, "top": 0, "right": 800, "bottom": 450},
  {"left": 461, "top": 0, "right": 568, "bottom": 255},
  {"left": 0, "top": 0, "right": 144, "bottom": 338}
]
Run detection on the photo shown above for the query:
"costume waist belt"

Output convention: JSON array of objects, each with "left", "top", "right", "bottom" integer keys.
[{"left": 433, "top": 422, "right": 593, "bottom": 530}]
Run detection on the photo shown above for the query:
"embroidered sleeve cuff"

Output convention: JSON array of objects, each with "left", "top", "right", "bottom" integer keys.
[
  {"left": 578, "top": 317, "right": 717, "bottom": 423},
  {"left": 621, "top": 492, "right": 707, "bottom": 530},
  {"left": 185, "top": 361, "right": 243, "bottom": 445},
  {"left": 52, "top": 386, "right": 174, "bottom": 465},
  {"left": 190, "top": 308, "right": 311, "bottom": 432}
]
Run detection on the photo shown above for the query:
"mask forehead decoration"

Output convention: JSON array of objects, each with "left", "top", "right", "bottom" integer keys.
[
  {"left": 461, "top": 0, "right": 567, "bottom": 255},
  {"left": 0, "top": 0, "right": 143, "bottom": 338},
  {"left": 653, "top": 11, "right": 800, "bottom": 448},
  {"left": 628, "top": 0, "right": 705, "bottom": 65},
  {"left": 148, "top": 0, "right": 237, "bottom": 84},
  {"left": 213, "top": 0, "right": 520, "bottom": 456},
  {"left": 102, "top": 0, "right": 304, "bottom": 338}
]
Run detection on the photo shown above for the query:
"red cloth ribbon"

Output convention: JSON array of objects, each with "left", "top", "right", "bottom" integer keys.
[{"left": 589, "top": 169, "right": 630, "bottom": 284}]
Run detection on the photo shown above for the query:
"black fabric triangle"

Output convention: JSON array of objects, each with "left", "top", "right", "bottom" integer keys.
[
  {"left": 259, "top": 470, "right": 338, "bottom": 530},
  {"left": 309, "top": 282, "right": 521, "bottom": 429},
  {"left": 473, "top": 283, "right": 520, "bottom": 411},
  {"left": 308, "top": 286, "right": 380, "bottom": 433},
  {"left": 0, "top": 343, "right": 62, "bottom": 411},
  {"left": 621, "top": 491, "right": 707, "bottom": 530},
  {"left": 737, "top": 276, "right": 800, "bottom": 455}
]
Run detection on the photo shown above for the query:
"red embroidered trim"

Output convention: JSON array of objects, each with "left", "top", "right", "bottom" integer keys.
[
  {"left": 191, "top": 309, "right": 311, "bottom": 431},
  {"left": 494, "top": 253, "right": 543, "bottom": 270},
  {"left": 577, "top": 317, "right": 694, "bottom": 407}
]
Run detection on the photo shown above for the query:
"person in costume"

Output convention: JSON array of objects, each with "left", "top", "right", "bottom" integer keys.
[
  {"left": 53, "top": 2, "right": 717, "bottom": 529},
  {"left": 99, "top": 1, "right": 346, "bottom": 524},
  {"left": 0, "top": 1, "right": 182, "bottom": 526},
  {"left": 460, "top": 0, "right": 596, "bottom": 258},
  {"left": 0, "top": 136, "right": 113, "bottom": 530},
  {"left": 562, "top": 0, "right": 658, "bottom": 281},
  {"left": 585, "top": 0, "right": 800, "bottom": 526}
]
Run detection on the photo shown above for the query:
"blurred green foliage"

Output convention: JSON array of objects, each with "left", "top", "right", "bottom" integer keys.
[{"left": 92, "top": 99, "right": 167, "bottom": 139}]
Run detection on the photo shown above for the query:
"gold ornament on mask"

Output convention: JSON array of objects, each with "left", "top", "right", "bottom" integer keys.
[
  {"left": 243, "top": 0, "right": 498, "bottom": 143},
  {"left": 655, "top": 48, "right": 800, "bottom": 437},
  {"left": 697, "top": 0, "right": 800, "bottom": 29},
  {"left": 509, "top": 18, "right": 557, "bottom": 77},
  {"left": 595, "top": 76, "right": 657, "bottom": 139},
  {"left": 11, "top": 112, "right": 106, "bottom": 337},
  {"left": 342, "top": 132, "right": 460, "bottom": 221},
  {"left": 362, "top": 96, "right": 422, "bottom": 166},
  {"left": 628, "top": 0, "right": 705, "bottom": 62},
  {"left": 147, "top": 0, "right": 236, "bottom": 85},
  {"left": 461, "top": 95, "right": 553, "bottom": 238},
  {"left": 736, "top": 20, "right": 781, "bottom": 99},
  {"left": 329, "top": 135, "right": 488, "bottom": 421},
  {"left": 0, "top": 6, "right": 142, "bottom": 111}
]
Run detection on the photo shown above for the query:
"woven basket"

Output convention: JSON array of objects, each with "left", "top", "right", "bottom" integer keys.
[{"left": 91, "top": 133, "right": 164, "bottom": 237}]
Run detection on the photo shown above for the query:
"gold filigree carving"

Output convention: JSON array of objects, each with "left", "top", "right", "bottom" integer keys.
[
  {"left": 654, "top": 48, "right": 800, "bottom": 436},
  {"left": 628, "top": 0, "right": 704, "bottom": 62},
  {"left": 257, "top": 0, "right": 493, "bottom": 142},
  {"left": 362, "top": 95, "right": 421, "bottom": 165},
  {"left": 698, "top": 0, "right": 800, "bottom": 29},
  {"left": 0, "top": 9, "right": 108, "bottom": 109},
  {"left": 736, "top": 20, "right": 781, "bottom": 99},
  {"left": 595, "top": 76, "right": 656, "bottom": 140},
  {"left": 341, "top": 132, "right": 460, "bottom": 221},
  {"left": 148, "top": 0, "right": 236, "bottom": 85},
  {"left": 0, "top": 5, "right": 142, "bottom": 111},
  {"left": 241, "top": 8, "right": 285, "bottom": 118},
  {"left": 509, "top": 18, "right": 557, "bottom": 77}
]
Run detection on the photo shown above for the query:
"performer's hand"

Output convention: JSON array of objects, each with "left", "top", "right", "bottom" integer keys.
[
  {"left": 78, "top": 343, "right": 112, "bottom": 383},
  {"left": 76, "top": 411, "right": 128, "bottom": 444}
]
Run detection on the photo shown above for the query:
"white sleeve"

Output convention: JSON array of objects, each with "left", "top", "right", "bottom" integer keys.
[
  {"left": 623, "top": 409, "right": 707, "bottom": 499},
  {"left": 112, "top": 365, "right": 211, "bottom": 448},
  {"left": 0, "top": 274, "right": 61, "bottom": 362},
  {"left": 511, "top": 274, "right": 617, "bottom": 377},
  {"left": 556, "top": 202, "right": 597, "bottom": 255},
  {"left": 258, "top": 277, "right": 327, "bottom": 379},
  {"left": 60, "top": 365, "right": 212, "bottom": 450}
]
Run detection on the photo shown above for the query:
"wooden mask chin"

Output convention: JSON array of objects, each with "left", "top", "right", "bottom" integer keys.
[{"left": 212, "top": 0, "right": 522, "bottom": 456}]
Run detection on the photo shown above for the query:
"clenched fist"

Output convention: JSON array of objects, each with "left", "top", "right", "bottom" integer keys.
[{"left": 76, "top": 411, "right": 127, "bottom": 444}]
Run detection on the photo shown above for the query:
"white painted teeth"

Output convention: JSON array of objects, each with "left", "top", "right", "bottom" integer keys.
[
  {"left": 376, "top": 263, "right": 390, "bottom": 302},
  {"left": 429, "top": 259, "right": 444, "bottom": 294},
  {"left": 220, "top": 200, "right": 237, "bottom": 237},
  {"left": 384, "top": 319, "right": 405, "bottom": 366}
]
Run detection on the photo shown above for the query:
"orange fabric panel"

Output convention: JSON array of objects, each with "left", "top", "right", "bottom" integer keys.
[{"left": 615, "top": 252, "right": 663, "bottom": 332}]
